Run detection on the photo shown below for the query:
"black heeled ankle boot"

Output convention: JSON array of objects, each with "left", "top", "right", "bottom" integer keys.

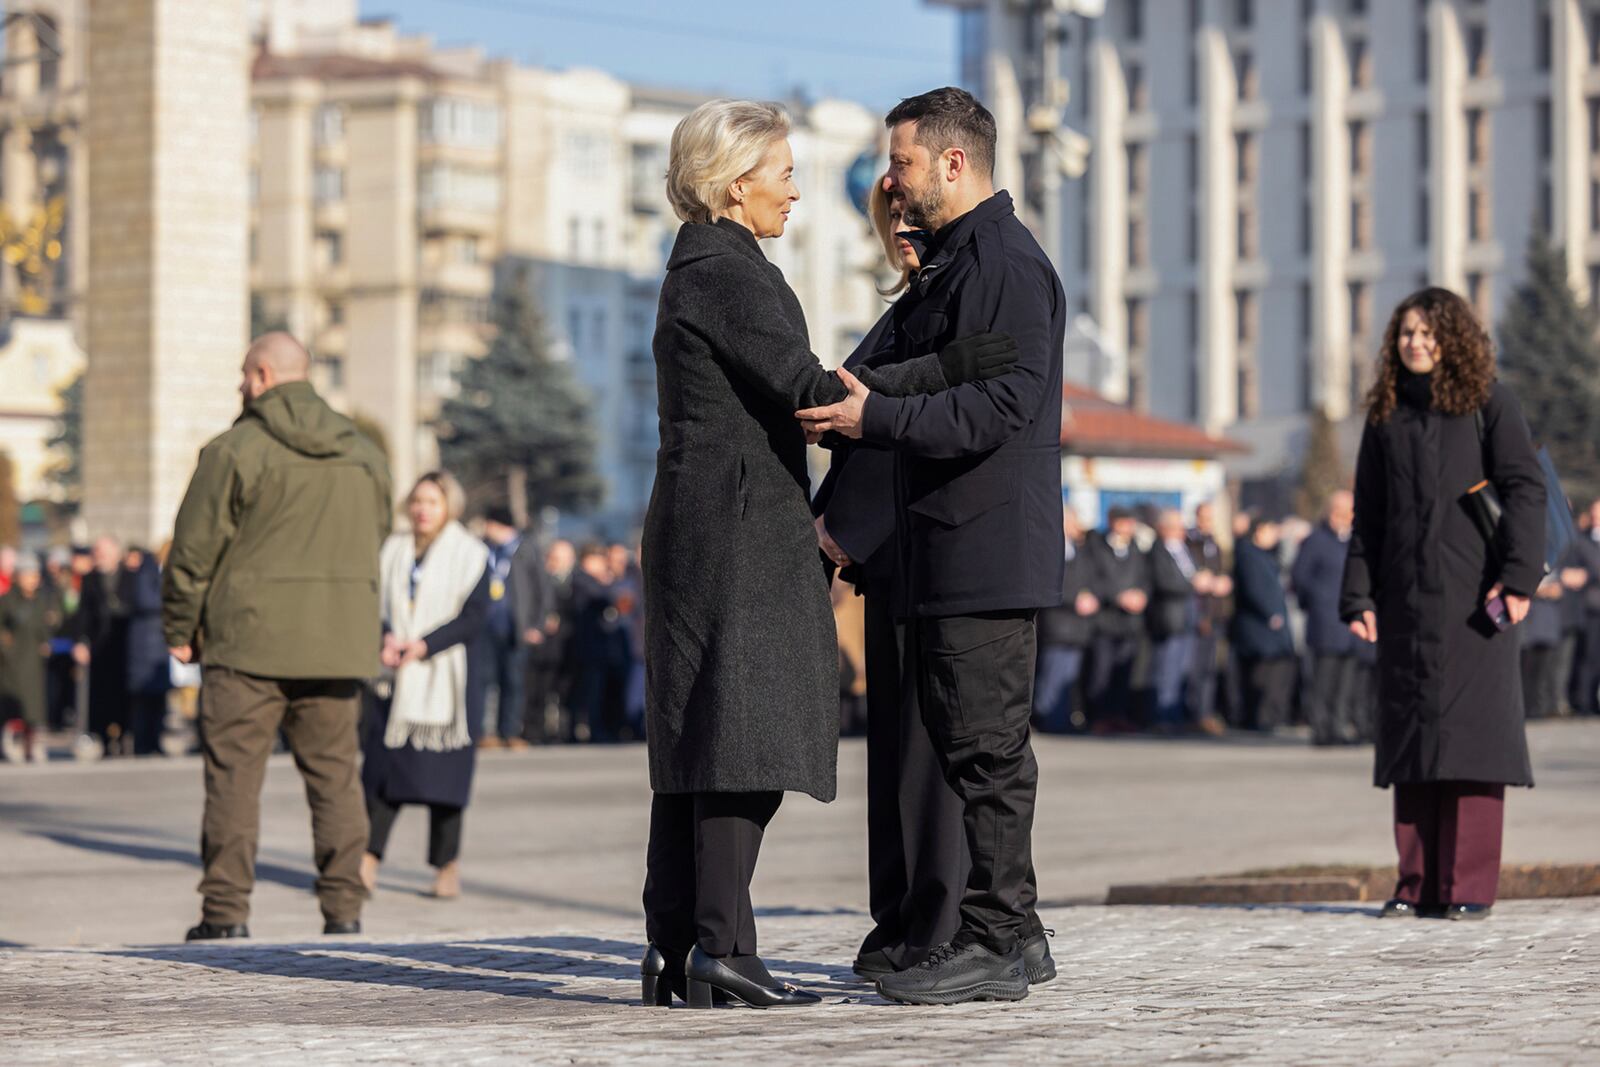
[
  {"left": 684, "top": 945, "right": 820, "bottom": 1009},
  {"left": 641, "top": 943, "right": 685, "bottom": 1006}
]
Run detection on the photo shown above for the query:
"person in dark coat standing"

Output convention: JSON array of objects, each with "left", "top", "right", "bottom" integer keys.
[
  {"left": 1186, "top": 502, "right": 1231, "bottom": 734},
  {"left": 121, "top": 547, "right": 171, "bottom": 756},
  {"left": 1291, "top": 490, "right": 1371, "bottom": 745},
  {"left": 1565, "top": 500, "right": 1600, "bottom": 716},
  {"left": 0, "top": 555, "right": 63, "bottom": 762},
  {"left": 1341, "top": 287, "right": 1546, "bottom": 921},
  {"left": 72, "top": 536, "right": 130, "bottom": 755},
  {"left": 1146, "top": 509, "right": 1204, "bottom": 733},
  {"left": 1084, "top": 507, "right": 1150, "bottom": 734},
  {"left": 468, "top": 506, "right": 546, "bottom": 749},
  {"left": 1520, "top": 571, "right": 1566, "bottom": 720},
  {"left": 797, "top": 87, "right": 1066, "bottom": 1005},
  {"left": 640, "top": 99, "right": 966, "bottom": 1010},
  {"left": 812, "top": 179, "right": 1019, "bottom": 981},
  {"left": 1033, "top": 505, "right": 1098, "bottom": 734},
  {"left": 1232, "top": 517, "right": 1297, "bottom": 732},
  {"left": 363, "top": 472, "right": 489, "bottom": 902}
]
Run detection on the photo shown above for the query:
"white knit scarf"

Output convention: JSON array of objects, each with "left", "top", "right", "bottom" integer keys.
[{"left": 379, "top": 521, "right": 488, "bottom": 752}]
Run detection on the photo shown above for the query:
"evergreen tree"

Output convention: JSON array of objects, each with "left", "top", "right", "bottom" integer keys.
[
  {"left": 45, "top": 372, "right": 82, "bottom": 504},
  {"left": 1497, "top": 231, "right": 1600, "bottom": 505},
  {"left": 435, "top": 282, "right": 603, "bottom": 523},
  {"left": 1295, "top": 408, "right": 1347, "bottom": 519}
]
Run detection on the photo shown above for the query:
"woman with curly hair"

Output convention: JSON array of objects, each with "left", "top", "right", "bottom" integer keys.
[{"left": 1340, "top": 287, "right": 1546, "bottom": 921}]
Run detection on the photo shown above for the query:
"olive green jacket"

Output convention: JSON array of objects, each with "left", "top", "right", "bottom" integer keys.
[{"left": 162, "top": 381, "right": 393, "bottom": 680}]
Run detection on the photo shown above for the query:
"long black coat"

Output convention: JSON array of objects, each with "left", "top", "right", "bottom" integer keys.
[
  {"left": 644, "top": 218, "right": 946, "bottom": 801},
  {"left": 1340, "top": 382, "right": 1545, "bottom": 787},
  {"left": 1291, "top": 523, "right": 1362, "bottom": 657},
  {"left": 1232, "top": 541, "right": 1295, "bottom": 661},
  {"left": 1084, "top": 533, "right": 1149, "bottom": 640},
  {"left": 1146, "top": 542, "right": 1199, "bottom": 641},
  {"left": 1036, "top": 542, "right": 1097, "bottom": 649},
  {"left": 859, "top": 192, "right": 1066, "bottom": 617}
]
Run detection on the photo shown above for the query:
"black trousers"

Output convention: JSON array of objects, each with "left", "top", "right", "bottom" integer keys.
[
  {"left": 913, "top": 610, "right": 1039, "bottom": 954},
  {"left": 1570, "top": 610, "right": 1600, "bottom": 715},
  {"left": 1240, "top": 656, "right": 1295, "bottom": 732},
  {"left": 366, "top": 792, "right": 464, "bottom": 869},
  {"left": 1308, "top": 654, "right": 1363, "bottom": 744},
  {"left": 642, "top": 790, "right": 782, "bottom": 957},
  {"left": 859, "top": 590, "right": 967, "bottom": 970},
  {"left": 1088, "top": 632, "right": 1141, "bottom": 726},
  {"left": 1521, "top": 643, "right": 1560, "bottom": 720},
  {"left": 1186, "top": 631, "right": 1221, "bottom": 724}
]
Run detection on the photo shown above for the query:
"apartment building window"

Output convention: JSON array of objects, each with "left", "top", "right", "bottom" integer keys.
[
  {"left": 1300, "top": 35, "right": 1313, "bottom": 95},
  {"left": 1416, "top": 111, "right": 1430, "bottom": 170},
  {"left": 1466, "top": 109, "right": 1487, "bottom": 166},
  {"left": 1128, "top": 0, "right": 1144, "bottom": 40},
  {"left": 1466, "top": 23, "right": 1488, "bottom": 78},
  {"left": 313, "top": 165, "right": 343, "bottom": 204},
  {"left": 1238, "top": 208, "right": 1258, "bottom": 260},
  {"left": 1467, "top": 272, "right": 1490, "bottom": 319},
  {"left": 1418, "top": 186, "right": 1431, "bottom": 244},
  {"left": 1236, "top": 288, "right": 1257, "bottom": 344},
  {"left": 1349, "top": 281, "right": 1370, "bottom": 337},
  {"left": 314, "top": 104, "right": 343, "bottom": 146},
  {"left": 1541, "top": 178, "right": 1554, "bottom": 236},
  {"left": 314, "top": 229, "right": 343, "bottom": 269},
  {"left": 419, "top": 352, "right": 459, "bottom": 398},
  {"left": 325, "top": 299, "right": 345, "bottom": 328},
  {"left": 1350, "top": 35, "right": 1372, "bottom": 89},
  {"left": 1126, "top": 297, "right": 1147, "bottom": 350},
  {"left": 1188, "top": 204, "right": 1199, "bottom": 263},
  {"left": 1187, "top": 291, "right": 1199, "bottom": 347},
  {"left": 1301, "top": 195, "right": 1313, "bottom": 255},
  {"left": 1468, "top": 188, "right": 1489, "bottom": 242},
  {"left": 1417, "top": 7, "right": 1430, "bottom": 83},
  {"left": 1592, "top": 180, "right": 1600, "bottom": 233},
  {"left": 1237, "top": 359, "right": 1260, "bottom": 419},
  {"left": 314, "top": 356, "right": 345, "bottom": 391},
  {"left": 419, "top": 97, "right": 501, "bottom": 150},
  {"left": 1349, "top": 120, "right": 1370, "bottom": 178},
  {"left": 1539, "top": 99, "right": 1553, "bottom": 161},
  {"left": 1590, "top": 265, "right": 1600, "bottom": 310},
  {"left": 1351, "top": 198, "right": 1371, "bottom": 251},
  {"left": 420, "top": 290, "right": 490, "bottom": 327},
  {"left": 1187, "top": 134, "right": 1199, "bottom": 188},
  {"left": 1299, "top": 282, "right": 1313, "bottom": 340},
  {"left": 568, "top": 218, "right": 581, "bottom": 259},
  {"left": 1299, "top": 123, "right": 1313, "bottom": 181},
  {"left": 1236, "top": 0, "right": 1253, "bottom": 28},
  {"left": 1127, "top": 62, "right": 1148, "bottom": 112},
  {"left": 1129, "top": 218, "right": 1147, "bottom": 268},
  {"left": 1236, "top": 49, "right": 1257, "bottom": 101},
  {"left": 1537, "top": 6, "right": 1552, "bottom": 72},
  {"left": 1589, "top": 98, "right": 1600, "bottom": 154},
  {"left": 418, "top": 164, "right": 500, "bottom": 215},
  {"left": 1236, "top": 132, "right": 1257, "bottom": 186},
  {"left": 1128, "top": 143, "right": 1146, "bottom": 196},
  {"left": 1592, "top": 11, "right": 1600, "bottom": 66},
  {"left": 1349, "top": 0, "right": 1368, "bottom": 14}
]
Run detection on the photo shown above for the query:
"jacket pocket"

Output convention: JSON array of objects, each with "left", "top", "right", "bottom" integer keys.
[{"left": 907, "top": 473, "right": 1013, "bottom": 528}]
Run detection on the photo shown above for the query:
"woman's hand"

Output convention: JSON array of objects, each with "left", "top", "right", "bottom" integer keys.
[
  {"left": 796, "top": 368, "right": 869, "bottom": 439},
  {"left": 1486, "top": 583, "right": 1530, "bottom": 626},
  {"left": 380, "top": 632, "right": 406, "bottom": 669},
  {"left": 398, "top": 639, "right": 428, "bottom": 666},
  {"left": 1348, "top": 610, "right": 1378, "bottom": 643}
]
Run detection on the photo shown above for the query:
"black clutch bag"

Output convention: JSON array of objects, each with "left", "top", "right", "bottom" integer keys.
[{"left": 1463, "top": 478, "right": 1504, "bottom": 561}]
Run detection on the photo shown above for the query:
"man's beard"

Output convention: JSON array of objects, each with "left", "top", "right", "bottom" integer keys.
[{"left": 900, "top": 178, "right": 945, "bottom": 231}]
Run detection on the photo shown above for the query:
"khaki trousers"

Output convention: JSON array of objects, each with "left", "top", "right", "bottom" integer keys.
[{"left": 199, "top": 667, "right": 368, "bottom": 925}]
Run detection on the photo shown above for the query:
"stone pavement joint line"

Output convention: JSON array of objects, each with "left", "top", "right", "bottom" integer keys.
[{"left": 4, "top": 901, "right": 1598, "bottom": 1064}]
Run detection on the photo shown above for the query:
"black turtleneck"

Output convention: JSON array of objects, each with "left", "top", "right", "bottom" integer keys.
[{"left": 1397, "top": 367, "right": 1434, "bottom": 411}]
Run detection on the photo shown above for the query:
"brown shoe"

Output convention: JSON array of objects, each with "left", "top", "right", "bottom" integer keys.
[
  {"left": 477, "top": 737, "right": 503, "bottom": 750},
  {"left": 505, "top": 737, "right": 530, "bottom": 751},
  {"left": 429, "top": 860, "right": 461, "bottom": 900},
  {"left": 1195, "top": 716, "right": 1227, "bottom": 737},
  {"left": 360, "top": 852, "right": 380, "bottom": 893}
]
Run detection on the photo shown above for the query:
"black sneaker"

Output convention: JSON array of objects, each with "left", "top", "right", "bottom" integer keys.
[
  {"left": 875, "top": 940, "right": 1029, "bottom": 1005},
  {"left": 1021, "top": 928, "right": 1056, "bottom": 984},
  {"left": 185, "top": 922, "right": 249, "bottom": 942},
  {"left": 323, "top": 919, "right": 362, "bottom": 935},
  {"left": 852, "top": 948, "right": 895, "bottom": 982}
]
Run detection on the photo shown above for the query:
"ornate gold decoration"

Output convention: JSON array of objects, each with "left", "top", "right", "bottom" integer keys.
[{"left": 0, "top": 194, "right": 66, "bottom": 315}]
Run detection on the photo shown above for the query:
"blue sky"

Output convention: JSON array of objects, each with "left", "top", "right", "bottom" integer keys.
[{"left": 357, "top": 0, "right": 960, "bottom": 111}]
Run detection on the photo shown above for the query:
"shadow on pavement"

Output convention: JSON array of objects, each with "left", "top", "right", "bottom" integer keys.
[{"left": 108, "top": 934, "right": 860, "bottom": 1007}]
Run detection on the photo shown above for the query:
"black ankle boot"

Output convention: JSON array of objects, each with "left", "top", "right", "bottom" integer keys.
[
  {"left": 185, "top": 921, "right": 249, "bottom": 942},
  {"left": 641, "top": 943, "right": 686, "bottom": 1006}
]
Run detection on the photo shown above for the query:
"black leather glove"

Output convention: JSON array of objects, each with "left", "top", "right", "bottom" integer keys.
[{"left": 937, "top": 331, "right": 1019, "bottom": 385}]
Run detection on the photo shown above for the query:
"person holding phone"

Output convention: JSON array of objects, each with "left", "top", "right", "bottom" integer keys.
[{"left": 1340, "top": 287, "right": 1546, "bottom": 921}]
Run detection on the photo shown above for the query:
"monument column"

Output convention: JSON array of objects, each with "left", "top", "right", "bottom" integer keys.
[{"left": 83, "top": 0, "right": 247, "bottom": 546}]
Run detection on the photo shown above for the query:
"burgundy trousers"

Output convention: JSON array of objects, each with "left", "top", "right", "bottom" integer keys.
[{"left": 1392, "top": 781, "right": 1506, "bottom": 907}]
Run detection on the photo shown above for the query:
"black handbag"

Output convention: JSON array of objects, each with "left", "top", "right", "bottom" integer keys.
[{"left": 1466, "top": 409, "right": 1574, "bottom": 574}]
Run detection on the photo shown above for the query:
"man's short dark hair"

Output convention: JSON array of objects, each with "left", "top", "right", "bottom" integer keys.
[
  {"left": 885, "top": 87, "right": 996, "bottom": 180},
  {"left": 483, "top": 505, "right": 516, "bottom": 528},
  {"left": 1107, "top": 506, "right": 1134, "bottom": 524}
]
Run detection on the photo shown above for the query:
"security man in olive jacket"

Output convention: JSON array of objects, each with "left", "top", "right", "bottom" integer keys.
[
  {"left": 163, "top": 333, "right": 392, "bottom": 942},
  {"left": 798, "top": 87, "right": 1065, "bottom": 1005}
]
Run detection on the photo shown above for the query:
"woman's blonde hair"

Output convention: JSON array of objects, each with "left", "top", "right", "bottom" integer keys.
[
  {"left": 666, "top": 99, "right": 791, "bottom": 224},
  {"left": 868, "top": 178, "right": 912, "bottom": 297},
  {"left": 406, "top": 470, "right": 466, "bottom": 522}
]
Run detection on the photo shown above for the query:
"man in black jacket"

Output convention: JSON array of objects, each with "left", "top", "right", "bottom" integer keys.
[
  {"left": 1186, "top": 502, "right": 1231, "bottom": 734},
  {"left": 798, "top": 87, "right": 1065, "bottom": 1005},
  {"left": 469, "top": 507, "right": 551, "bottom": 749},
  {"left": 1146, "top": 509, "right": 1203, "bottom": 733},
  {"left": 1034, "top": 506, "right": 1097, "bottom": 733},
  {"left": 1290, "top": 491, "right": 1370, "bottom": 744},
  {"left": 1084, "top": 507, "right": 1150, "bottom": 733}
]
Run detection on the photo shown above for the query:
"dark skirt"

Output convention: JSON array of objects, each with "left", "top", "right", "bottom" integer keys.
[{"left": 360, "top": 688, "right": 477, "bottom": 810}]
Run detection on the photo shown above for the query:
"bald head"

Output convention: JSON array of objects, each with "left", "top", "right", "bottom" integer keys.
[
  {"left": 241, "top": 332, "right": 311, "bottom": 403},
  {"left": 1326, "top": 489, "right": 1355, "bottom": 536}
]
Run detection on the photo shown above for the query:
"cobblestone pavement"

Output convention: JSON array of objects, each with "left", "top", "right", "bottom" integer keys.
[
  {"left": 3, "top": 723, "right": 1598, "bottom": 1062},
  {"left": 4, "top": 901, "right": 1597, "bottom": 1064}
]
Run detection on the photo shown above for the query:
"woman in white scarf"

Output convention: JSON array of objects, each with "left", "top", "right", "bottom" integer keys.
[{"left": 360, "top": 471, "right": 491, "bottom": 900}]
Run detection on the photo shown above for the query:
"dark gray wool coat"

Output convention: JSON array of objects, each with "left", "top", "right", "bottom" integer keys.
[
  {"left": 644, "top": 218, "right": 948, "bottom": 802},
  {"left": 1340, "top": 379, "right": 1546, "bottom": 788}
]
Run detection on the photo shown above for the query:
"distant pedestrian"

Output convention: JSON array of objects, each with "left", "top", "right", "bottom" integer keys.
[
  {"left": 1033, "top": 506, "right": 1097, "bottom": 733},
  {"left": 73, "top": 536, "right": 130, "bottom": 756},
  {"left": 121, "top": 547, "right": 171, "bottom": 756},
  {"left": 1231, "top": 516, "right": 1296, "bottom": 732},
  {"left": 568, "top": 544, "right": 627, "bottom": 742},
  {"left": 1, "top": 555, "right": 63, "bottom": 762},
  {"left": 1085, "top": 507, "right": 1149, "bottom": 733},
  {"left": 363, "top": 472, "right": 490, "bottom": 901},
  {"left": 1146, "top": 509, "right": 1203, "bottom": 734},
  {"left": 1342, "top": 287, "right": 1546, "bottom": 920},
  {"left": 525, "top": 539, "right": 575, "bottom": 743},
  {"left": 1291, "top": 491, "right": 1371, "bottom": 745},
  {"left": 1186, "top": 502, "right": 1231, "bottom": 734},
  {"left": 164, "top": 332, "right": 392, "bottom": 941},
  {"left": 468, "top": 506, "right": 546, "bottom": 750}
]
